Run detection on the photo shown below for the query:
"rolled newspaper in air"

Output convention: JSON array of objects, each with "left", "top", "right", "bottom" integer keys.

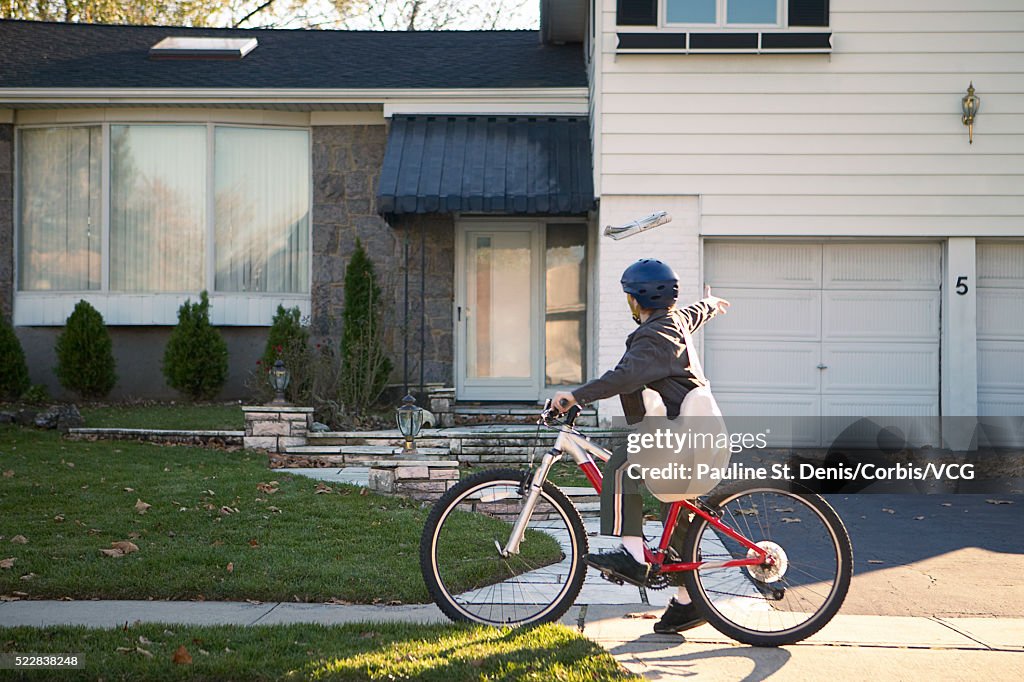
[{"left": 603, "top": 211, "right": 672, "bottom": 240}]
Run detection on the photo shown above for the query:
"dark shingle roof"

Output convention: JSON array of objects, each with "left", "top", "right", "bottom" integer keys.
[{"left": 0, "top": 20, "right": 585, "bottom": 90}]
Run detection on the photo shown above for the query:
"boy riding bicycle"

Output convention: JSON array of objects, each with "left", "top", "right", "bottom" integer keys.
[{"left": 553, "top": 258, "right": 730, "bottom": 634}]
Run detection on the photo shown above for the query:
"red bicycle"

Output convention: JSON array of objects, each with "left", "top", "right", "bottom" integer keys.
[{"left": 420, "top": 403, "right": 853, "bottom": 646}]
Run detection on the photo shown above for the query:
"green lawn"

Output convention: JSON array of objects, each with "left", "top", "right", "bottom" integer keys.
[
  {"left": 0, "top": 622, "right": 634, "bottom": 681},
  {"left": 78, "top": 404, "right": 244, "bottom": 431},
  {"left": 0, "top": 427, "right": 559, "bottom": 603}
]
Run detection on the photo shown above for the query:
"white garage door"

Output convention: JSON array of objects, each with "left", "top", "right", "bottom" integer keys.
[
  {"left": 703, "top": 242, "right": 941, "bottom": 445},
  {"left": 977, "top": 241, "right": 1024, "bottom": 416}
]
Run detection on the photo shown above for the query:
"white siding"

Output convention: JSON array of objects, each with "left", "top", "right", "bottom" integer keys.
[{"left": 596, "top": 0, "right": 1024, "bottom": 235}]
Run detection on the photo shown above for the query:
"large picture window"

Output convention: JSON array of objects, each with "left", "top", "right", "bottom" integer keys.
[{"left": 17, "top": 123, "right": 311, "bottom": 299}]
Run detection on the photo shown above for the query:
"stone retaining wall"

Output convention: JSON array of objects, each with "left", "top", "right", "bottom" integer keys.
[{"left": 243, "top": 406, "right": 313, "bottom": 454}]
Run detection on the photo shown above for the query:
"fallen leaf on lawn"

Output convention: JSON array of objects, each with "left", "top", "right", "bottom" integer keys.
[
  {"left": 81, "top": 485, "right": 89, "bottom": 490},
  {"left": 326, "top": 598, "right": 351, "bottom": 605},
  {"left": 226, "top": 562, "right": 234, "bottom": 573},
  {"left": 198, "top": 648, "right": 209, "bottom": 656},
  {"left": 867, "top": 559, "right": 884, "bottom": 564},
  {"left": 256, "top": 482, "right": 279, "bottom": 494},
  {"left": 2, "top": 470, "right": 13, "bottom": 478},
  {"left": 53, "top": 515, "right": 65, "bottom": 522},
  {"left": 781, "top": 517, "right": 802, "bottom": 523},
  {"left": 111, "top": 541, "right": 139, "bottom": 555},
  {"left": 224, "top": 647, "right": 233, "bottom": 653},
  {"left": 100, "top": 548, "right": 125, "bottom": 558},
  {"left": 135, "top": 647, "right": 153, "bottom": 659},
  {"left": 0, "top": 558, "right": 15, "bottom": 569},
  {"left": 914, "top": 516, "right": 926, "bottom": 521},
  {"left": 10, "top": 535, "right": 27, "bottom": 544},
  {"left": 986, "top": 499, "right": 1014, "bottom": 505},
  {"left": 202, "top": 490, "right": 215, "bottom": 496},
  {"left": 359, "top": 488, "right": 368, "bottom": 496},
  {"left": 124, "top": 487, "right": 134, "bottom": 492},
  {"left": 88, "top": 529, "right": 102, "bottom": 535},
  {"left": 360, "top": 631, "right": 378, "bottom": 639},
  {"left": 314, "top": 483, "right": 333, "bottom": 494},
  {"left": 11, "top": 590, "right": 28, "bottom": 597},
  {"left": 172, "top": 645, "right": 192, "bottom": 665},
  {"left": 624, "top": 613, "right": 658, "bottom": 619},
  {"left": 115, "top": 647, "right": 133, "bottom": 654},
  {"left": 138, "top": 636, "right": 152, "bottom": 645},
  {"left": 881, "top": 508, "right": 895, "bottom": 514},
  {"left": 219, "top": 506, "right": 237, "bottom": 516},
  {"left": 134, "top": 499, "right": 152, "bottom": 515},
  {"left": 386, "top": 600, "right": 402, "bottom": 606},
  {"left": 163, "top": 467, "right": 170, "bottom": 472},
  {"left": 0, "top": 594, "right": 22, "bottom": 601},
  {"left": 66, "top": 462, "right": 75, "bottom": 468},
  {"left": 245, "top": 599, "right": 262, "bottom": 605},
  {"left": 267, "top": 506, "right": 282, "bottom": 514},
  {"left": 128, "top": 532, "right": 141, "bottom": 539},
  {"left": 248, "top": 539, "right": 259, "bottom": 548},
  {"left": 163, "top": 630, "right": 175, "bottom": 637},
  {"left": 19, "top": 573, "right": 36, "bottom": 581},
  {"left": 773, "top": 508, "right": 795, "bottom": 513},
  {"left": 210, "top": 540, "right": 224, "bottom": 547}
]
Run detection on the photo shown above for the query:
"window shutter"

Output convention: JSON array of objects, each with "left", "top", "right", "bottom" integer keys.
[
  {"left": 617, "top": 0, "right": 658, "bottom": 26},
  {"left": 789, "top": 0, "right": 829, "bottom": 27}
]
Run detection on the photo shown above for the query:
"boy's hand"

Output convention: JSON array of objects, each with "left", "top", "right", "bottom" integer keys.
[
  {"left": 552, "top": 391, "right": 577, "bottom": 413},
  {"left": 704, "top": 285, "right": 731, "bottom": 315}
]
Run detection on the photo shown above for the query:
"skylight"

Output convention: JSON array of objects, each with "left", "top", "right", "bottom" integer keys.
[{"left": 149, "top": 37, "right": 258, "bottom": 60}]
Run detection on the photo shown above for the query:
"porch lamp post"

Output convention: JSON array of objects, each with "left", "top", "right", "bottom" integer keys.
[
  {"left": 269, "top": 359, "right": 290, "bottom": 405},
  {"left": 961, "top": 82, "right": 981, "bottom": 144},
  {"left": 396, "top": 393, "right": 424, "bottom": 454}
]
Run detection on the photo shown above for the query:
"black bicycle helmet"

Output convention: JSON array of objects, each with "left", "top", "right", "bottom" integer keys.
[{"left": 620, "top": 258, "right": 679, "bottom": 309}]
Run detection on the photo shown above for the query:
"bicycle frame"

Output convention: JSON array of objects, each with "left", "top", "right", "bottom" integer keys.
[{"left": 500, "top": 421, "right": 770, "bottom": 573}]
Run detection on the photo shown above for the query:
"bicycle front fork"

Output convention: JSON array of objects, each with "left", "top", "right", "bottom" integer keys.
[{"left": 498, "top": 449, "right": 561, "bottom": 557}]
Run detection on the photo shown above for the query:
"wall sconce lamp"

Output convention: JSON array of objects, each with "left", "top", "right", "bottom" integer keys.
[{"left": 961, "top": 82, "right": 980, "bottom": 144}]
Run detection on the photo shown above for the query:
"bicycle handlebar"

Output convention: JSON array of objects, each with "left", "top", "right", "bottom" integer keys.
[{"left": 539, "top": 399, "right": 582, "bottom": 428}]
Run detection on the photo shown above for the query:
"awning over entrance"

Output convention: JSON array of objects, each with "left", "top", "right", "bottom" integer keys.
[{"left": 377, "top": 115, "right": 595, "bottom": 215}]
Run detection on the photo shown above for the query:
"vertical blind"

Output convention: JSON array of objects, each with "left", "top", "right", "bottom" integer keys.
[
  {"left": 214, "top": 127, "right": 310, "bottom": 293},
  {"left": 18, "top": 126, "right": 102, "bottom": 291},
  {"left": 18, "top": 124, "right": 311, "bottom": 295},
  {"left": 110, "top": 125, "right": 206, "bottom": 292}
]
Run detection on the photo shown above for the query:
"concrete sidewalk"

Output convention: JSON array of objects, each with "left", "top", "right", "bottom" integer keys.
[{"left": 2, "top": 599, "right": 1021, "bottom": 680}]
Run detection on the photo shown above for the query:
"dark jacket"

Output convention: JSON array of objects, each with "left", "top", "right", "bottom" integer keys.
[{"left": 572, "top": 300, "right": 719, "bottom": 424}]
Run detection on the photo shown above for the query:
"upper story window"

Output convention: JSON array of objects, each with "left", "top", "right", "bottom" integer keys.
[
  {"left": 617, "top": 0, "right": 829, "bottom": 29},
  {"left": 666, "top": 0, "right": 780, "bottom": 27}
]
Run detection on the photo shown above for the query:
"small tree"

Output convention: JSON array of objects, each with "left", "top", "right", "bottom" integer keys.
[
  {"left": 54, "top": 300, "right": 117, "bottom": 399},
  {"left": 261, "top": 305, "right": 310, "bottom": 369},
  {"left": 258, "top": 305, "right": 312, "bottom": 403},
  {"left": 339, "top": 239, "right": 393, "bottom": 413},
  {"left": 163, "top": 291, "right": 229, "bottom": 401},
  {"left": 0, "top": 317, "right": 31, "bottom": 400}
]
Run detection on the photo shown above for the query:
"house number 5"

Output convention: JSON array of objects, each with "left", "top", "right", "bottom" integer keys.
[{"left": 955, "top": 276, "right": 969, "bottom": 295}]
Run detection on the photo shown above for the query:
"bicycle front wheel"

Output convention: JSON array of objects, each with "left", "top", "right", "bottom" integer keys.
[
  {"left": 420, "top": 468, "right": 588, "bottom": 626},
  {"left": 682, "top": 481, "right": 853, "bottom": 646}
]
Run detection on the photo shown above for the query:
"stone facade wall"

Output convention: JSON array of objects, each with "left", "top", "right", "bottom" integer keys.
[
  {"left": 0, "top": 124, "right": 13, "bottom": 321},
  {"left": 310, "top": 125, "right": 454, "bottom": 389}
]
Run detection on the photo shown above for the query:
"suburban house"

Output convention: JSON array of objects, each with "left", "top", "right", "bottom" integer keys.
[
  {"left": 0, "top": 15, "right": 593, "bottom": 402},
  {"left": 1, "top": 0, "right": 1023, "bottom": 440}
]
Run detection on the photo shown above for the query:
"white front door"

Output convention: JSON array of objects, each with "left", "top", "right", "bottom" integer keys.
[
  {"left": 703, "top": 241, "right": 941, "bottom": 445},
  {"left": 455, "top": 221, "right": 590, "bottom": 402}
]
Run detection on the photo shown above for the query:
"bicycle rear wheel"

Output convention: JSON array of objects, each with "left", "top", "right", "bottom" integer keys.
[
  {"left": 420, "top": 468, "right": 588, "bottom": 626},
  {"left": 681, "top": 481, "right": 853, "bottom": 646}
]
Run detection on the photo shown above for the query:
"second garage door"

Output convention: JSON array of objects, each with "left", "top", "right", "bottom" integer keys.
[{"left": 703, "top": 241, "right": 941, "bottom": 444}]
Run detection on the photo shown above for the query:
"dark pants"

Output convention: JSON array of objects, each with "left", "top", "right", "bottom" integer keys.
[{"left": 600, "top": 444, "right": 690, "bottom": 579}]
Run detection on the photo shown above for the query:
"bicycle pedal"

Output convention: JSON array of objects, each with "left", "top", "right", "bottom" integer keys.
[{"left": 597, "top": 570, "right": 625, "bottom": 586}]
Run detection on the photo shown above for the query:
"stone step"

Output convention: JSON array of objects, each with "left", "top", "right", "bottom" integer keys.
[{"left": 274, "top": 444, "right": 450, "bottom": 468}]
